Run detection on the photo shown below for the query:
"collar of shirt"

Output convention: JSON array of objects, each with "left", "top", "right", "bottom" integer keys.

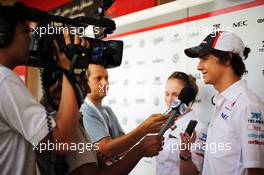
[{"left": 214, "top": 79, "right": 246, "bottom": 106}]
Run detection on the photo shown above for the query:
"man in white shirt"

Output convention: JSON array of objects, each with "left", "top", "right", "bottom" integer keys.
[
  {"left": 184, "top": 31, "right": 264, "bottom": 175},
  {"left": 0, "top": 3, "right": 80, "bottom": 174}
]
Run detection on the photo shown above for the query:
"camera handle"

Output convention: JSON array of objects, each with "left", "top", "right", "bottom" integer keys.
[{"left": 62, "top": 68, "right": 84, "bottom": 108}]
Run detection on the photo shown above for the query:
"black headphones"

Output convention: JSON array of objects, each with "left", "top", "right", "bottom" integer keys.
[{"left": 0, "top": 3, "right": 15, "bottom": 47}]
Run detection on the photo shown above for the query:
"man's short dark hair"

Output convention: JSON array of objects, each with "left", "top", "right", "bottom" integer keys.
[{"left": 211, "top": 47, "right": 250, "bottom": 78}]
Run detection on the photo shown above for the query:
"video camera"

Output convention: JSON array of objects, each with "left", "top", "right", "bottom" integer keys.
[
  {"left": 12, "top": 1, "right": 123, "bottom": 108},
  {"left": 15, "top": 1, "right": 123, "bottom": 71}
]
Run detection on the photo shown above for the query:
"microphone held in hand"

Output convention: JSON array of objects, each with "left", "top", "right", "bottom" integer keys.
[
  {"left": 159, "top": 87, "right": 196, "bottom": 136},
  {"left": 163, "top": 99, "right": 181, "bottom": 115}
]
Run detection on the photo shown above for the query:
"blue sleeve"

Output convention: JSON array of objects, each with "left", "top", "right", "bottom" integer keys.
[{"left": 81, "top": 103, "right": 110, "bottom": 143}]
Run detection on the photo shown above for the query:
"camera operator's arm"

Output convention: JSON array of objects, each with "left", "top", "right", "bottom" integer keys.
[
  {"left": 71, "top": 135, "right": 164, "bottom": 175},
  {"left": 41, "top": 34, "right": 86, "bottom": 151},
  {"left": 94, "top": 113, "right": 168, "bottom": 158}
]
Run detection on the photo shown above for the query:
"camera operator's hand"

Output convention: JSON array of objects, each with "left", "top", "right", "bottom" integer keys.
[
  {"left": 135, "top": 135, "right": 164, "bottom": 157},
  {"left": 139, "top": 113, "right": 168, "bottom": 135},
  {"left": 53, "top": 30, "right": 89, "bottom": 70}
]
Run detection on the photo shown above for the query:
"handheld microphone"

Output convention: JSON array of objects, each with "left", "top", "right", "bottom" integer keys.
[
  {"left": 159, "top": 87, "right": 196, "bottom": 136},
  {"left": 163, "top": 99, "right": 181, "bottom": 115}
]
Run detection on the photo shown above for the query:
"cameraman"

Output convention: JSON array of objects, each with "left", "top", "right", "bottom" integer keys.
[{"left": 0, "top": 3, "right": 80, "bottom": 175}]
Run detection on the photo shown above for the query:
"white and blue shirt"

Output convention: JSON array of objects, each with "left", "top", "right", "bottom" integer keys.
[{"left": 202, "top": 80, "right": 264, "bottom": 175}]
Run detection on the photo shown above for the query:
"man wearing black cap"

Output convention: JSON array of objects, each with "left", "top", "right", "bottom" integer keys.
[{"left": 182, "top": 31, "right": 264, "bottom": 175}]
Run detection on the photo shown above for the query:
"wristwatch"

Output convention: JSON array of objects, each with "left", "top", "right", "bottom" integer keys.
[{"left": 179, "top": 153, "right": 192, "bottom": 161}]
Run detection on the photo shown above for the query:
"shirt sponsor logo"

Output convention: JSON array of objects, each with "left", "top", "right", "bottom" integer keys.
[
  {"left": 248, "top": 112, "right": 264, "bottom": 124},
  {"left": 248, "top": 124, "right": 264, "bottom": 131},
  {"left": 220, "top": 112, "right": 229, "bottom": 120},
  {"left": 248, "top": 140, "right": 264, "bottom": 145},
  {"left": 248, "top": 133, "right": 264, "bottom": 139},
  {"left": 198, "top": 133, "right": 207, "bottom": 142}
]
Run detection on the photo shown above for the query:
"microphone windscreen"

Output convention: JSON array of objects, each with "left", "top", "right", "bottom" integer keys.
[{"left": 178, "top": 87, "right": 196, "bottom": 106}]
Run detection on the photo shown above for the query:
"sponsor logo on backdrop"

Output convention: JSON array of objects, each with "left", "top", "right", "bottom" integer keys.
[
  {"left": 259, "top": 40, "right": 264, "bottom": 52},
  {"left": 153, "top": 36, "right": 164, "bottom": 44},
  {"left": 172, "top": 53, "right": 180, "bottom": 64},
  {"left": 123, "top": 60, "right": 131, "bottom": 69},
  {"left": 189, "top": 30, "right": 200, "bottom": 37},
  {"left": 153, "top": 76, "right": 162, "bottom": 85},
  {"left": 123, "top": 79, "right": 129, "bottom": 86},
  {"left": 257, "top": 17, "right": 264, "bottom": 23},
  {"left": 170, "top": 30, "right": 183, "bottom": 42},
  {"left": 233, "top": 20, "right": 248, "bottom": 28},
  {"left": 154, "top": 97, "right": 160, "bottom": 106},
  {"left": 135, "top": 98, "right": 146, "bottom": 104},
  {"left": 136, "top": 80, "right": 146, "bottom": 85},
  {"left": 136, "top": 60, "right": 146, "bottom": 65},
  {"left": 121, "top": 98, "right": 129, "bottom": 106},
  {"left": 107, "top": 98, "right": 117, "bottom": 105},
  {"left": 212, "top": 23, "right": 221, "bottom": 31},
  {"left": 152, "top": 58, "right": 165, "bottom": 64}
]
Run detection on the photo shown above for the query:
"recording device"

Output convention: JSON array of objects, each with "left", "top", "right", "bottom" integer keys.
[
  {"left": 159, "top": 87, "right": 196, "bottom": 136},
  {"left": 12, "top": 2, "right": 123, "bottom": 70},
  {"left": 8, "top": 1, "right": 123, "bottom": 108},
  {"left": 185, "top": 120, "right": 197, "bottom": 136}
]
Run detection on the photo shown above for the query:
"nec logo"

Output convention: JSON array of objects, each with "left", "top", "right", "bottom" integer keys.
[
  {"left": 257, "top": 18, "right": 264, "bottom": 23},
  {"left": 233, "top": 20, "right": 248, "bottom": 28},
  {"left": 220, "top": 113, "right": 229, "bottom": 120}
]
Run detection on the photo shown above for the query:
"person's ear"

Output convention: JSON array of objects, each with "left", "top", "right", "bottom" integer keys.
[{"left": 224, "top": 52, "right": 232, "bottom": 66}]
